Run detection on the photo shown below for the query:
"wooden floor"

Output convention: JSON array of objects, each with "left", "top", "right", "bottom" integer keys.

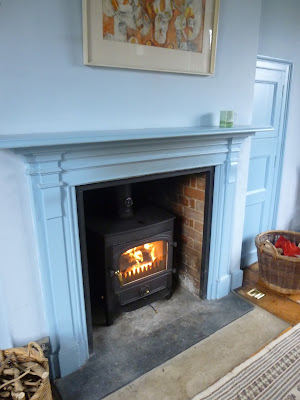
[{"left": 237, "top": 263, "right": 300, "bottom": 326}]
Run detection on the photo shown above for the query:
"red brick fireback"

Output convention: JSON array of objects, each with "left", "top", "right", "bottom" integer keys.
[{"left": 169, "top": 174, "right": 206, "bottom": 294}]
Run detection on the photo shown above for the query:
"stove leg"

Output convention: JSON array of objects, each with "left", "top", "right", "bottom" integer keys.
[
  {"left": 105, "top": 311, "right": 114, "bottom": 326},
  {"left": 165, "top": 291, "right": 172, "bottom": 300}
]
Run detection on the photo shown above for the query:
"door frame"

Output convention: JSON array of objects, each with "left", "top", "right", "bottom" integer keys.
[{"left": 256, "top": 56, "right": 293, "bottom": 229}]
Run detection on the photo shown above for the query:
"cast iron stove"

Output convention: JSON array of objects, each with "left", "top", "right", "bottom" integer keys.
[{"left": 86, "top": 205, "right": 176, "bottom": 325}]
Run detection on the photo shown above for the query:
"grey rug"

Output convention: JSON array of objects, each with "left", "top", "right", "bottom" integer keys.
[
  {"left": 192, "top": 323, "right": 300, "bottom": 400},
  {"left": 56, "top": 292, "right": 253, "bottom": 400}
]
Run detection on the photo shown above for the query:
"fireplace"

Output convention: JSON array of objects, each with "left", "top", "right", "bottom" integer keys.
[
  {"left": 85, "top": 202, "right": 175, "bottom": 326},
  {"left": 77, "top": 168, "right": 212, "bottom": 344},
  {"left": 1, "top": 125, "right": 268, "bottom": 377}
]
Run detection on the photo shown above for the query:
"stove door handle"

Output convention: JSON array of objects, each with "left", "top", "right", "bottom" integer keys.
[{"left": 114, "top": 270, "right": 124, "bottom": 286}]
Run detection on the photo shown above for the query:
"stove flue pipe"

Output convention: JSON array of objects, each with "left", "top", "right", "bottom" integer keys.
[{"left": 115, "top": 183, "right": 134, "bottom": 219}]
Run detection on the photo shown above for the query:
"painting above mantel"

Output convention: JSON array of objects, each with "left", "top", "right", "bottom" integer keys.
[{"left": 83, "top": 0, "right": 220, "bottom": 75}]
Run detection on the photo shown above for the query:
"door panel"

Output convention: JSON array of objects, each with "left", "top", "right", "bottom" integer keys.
[
  {"left": 247, "top": 156, "right": 269, "bottom": 192},
  {"left": 241, "top": 59, "right": 289, "bottom": 268},
  {"left": 242, "top": 202, "right": 264, "bottom": 266},
  {"left": 252, "top": 82, "right": 276, "bottom": 126}
]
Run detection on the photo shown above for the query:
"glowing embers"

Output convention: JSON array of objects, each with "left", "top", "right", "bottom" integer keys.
[{"left": 120, "top": 240, "right": 168, "bottom": 285}]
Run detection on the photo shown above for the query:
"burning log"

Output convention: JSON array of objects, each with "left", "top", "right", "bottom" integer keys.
[{"left": 142, "top": 252, "right": 152, "bottom": 262}]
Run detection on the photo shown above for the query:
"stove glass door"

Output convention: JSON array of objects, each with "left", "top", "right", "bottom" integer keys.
[{"left": 119, "top": 240, "right": 168, "bottom": 285}]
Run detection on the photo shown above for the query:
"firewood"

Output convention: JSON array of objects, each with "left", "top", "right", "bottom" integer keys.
[
  {"left": 12, "top": 364, "right": 27, "bottom": 373},
  {"left": 25, "top": 387, "right": 37, "bottom": 393},
  {"left": 19, "top": 362, "right": 48, "bottom": 380},
  {"left": 24, "top": 380, "right": 40, "bottom": 387},
  {"left": 11, "top": 392, "right": 25, "bottom": 400},
  {"left": 2, "top": 369, "right": 24, "bottom": 393},
  {"left": 0, "top": 354, "right": 13, "bottom": 376},
  {"left": 0, "top": 382, "right": 13, "bottom": 391},
  {"left": 0, "top": 348, "right": 47, "bottom": 399},
  {"left": 0, "top": 370, "right": 30, "bottom": 391},
  {"left": 2, "top": 369, "right": 16, "bottom": 376},
  {"left": 24, "top": 387, "right": 38, "bottom": 400}
]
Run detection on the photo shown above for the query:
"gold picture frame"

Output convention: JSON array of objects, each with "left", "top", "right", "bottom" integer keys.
[{"left": 83, "top": 0, "right": 220, "bottom": 75}]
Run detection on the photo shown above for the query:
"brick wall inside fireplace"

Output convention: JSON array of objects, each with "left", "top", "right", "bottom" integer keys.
[
  {"left": 171, "top": 174, "right": 206, "bottom": 294},
  {"left": 140, "top": 173, "right": 206, "bottom": 295}
]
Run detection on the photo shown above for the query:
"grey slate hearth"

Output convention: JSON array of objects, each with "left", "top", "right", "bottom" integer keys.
[{"left": 56, "top": 289, "right": 253, "bottom": 400}]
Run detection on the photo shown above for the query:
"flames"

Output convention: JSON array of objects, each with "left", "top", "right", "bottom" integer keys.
[
  {"left": 119, "top": 240, "right": 167, "bottom": 284},
  {"left": 122, "top": 243, "right": 157, "bottom": 278}
]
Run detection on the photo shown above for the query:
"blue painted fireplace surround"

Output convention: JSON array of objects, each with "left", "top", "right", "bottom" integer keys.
[{"left": 0, "top": 126, "right": 270, "bottom": 378}]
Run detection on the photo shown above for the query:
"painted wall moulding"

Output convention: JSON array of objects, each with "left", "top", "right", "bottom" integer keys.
[{"left": 0, "top": 126, "right": 272, "bottom": 378}]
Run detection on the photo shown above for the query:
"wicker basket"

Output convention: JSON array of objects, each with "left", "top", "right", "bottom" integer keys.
[
  {"left": 2, "top": 342, "right": 53, "bottom": 400},
  {"left": 255, "top": 230, "right": 300, "bottom": 294}
]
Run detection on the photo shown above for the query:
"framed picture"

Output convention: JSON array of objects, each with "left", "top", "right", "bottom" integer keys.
[{"left": 83, "top": 0, "right": 220, "bottom": 75}]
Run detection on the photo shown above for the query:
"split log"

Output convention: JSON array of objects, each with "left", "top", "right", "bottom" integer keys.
[
  {"left": 11, "top": 392, "right": 25, "bottom": 400},
  {"left": 19, "top": 362, "right": 48, "bottom": 380},
  {"left": 13, "top": 364, "right": 27, "bottom": 373},
  {"left": 24, "top": 380, "right": 40, "bottom": 387},
  {"left": 0, "top": 382, "right": 13, "bottom": 391},
  {"left": 2, "top": 369, "right": 24, "bottom": 393},
  {"left": 25, "top": 388, "right": 37, "bottom": 393},
  {"left": 0, "top": 354, "right": 13, "bottom": 376},
  {"left": 24, "top": 387, "right": 38, "bottom": 400},
  {"left": 0, "top": 347, "right": 48, "bottom": 399},
  {"left": 0, "top": 370, "right": 31, "bottom": 391},
  {"left": 2, "top": 369, "right": 16, "bottom": 376}
]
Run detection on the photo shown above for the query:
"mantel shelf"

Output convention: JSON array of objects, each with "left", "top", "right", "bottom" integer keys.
[{"left": 0, "top": 125, "right": 273, "bottom": 149}]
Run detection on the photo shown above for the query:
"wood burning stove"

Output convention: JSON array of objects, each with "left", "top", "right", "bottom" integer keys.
[
  {"left": 86, "top": 205, "right": 176, "bottom": 325},
  {"left": 77, "top": 169, "right": 213, "bottom": 350}
]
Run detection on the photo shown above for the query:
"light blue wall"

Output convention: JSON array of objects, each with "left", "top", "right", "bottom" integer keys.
[
  {"left": 0, "top": 150, "right": 47, "bottom": 347},
  {"left": 258, "top": 0, "right": 300, "bottom": 231},
  {"left": 0, "top": 0, "right": 262, "bottom": 348},
  {"left": 0, "top": 0, "right": 261, "bottom": 134}
]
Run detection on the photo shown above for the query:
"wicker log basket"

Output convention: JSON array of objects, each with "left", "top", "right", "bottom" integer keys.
[
  {"left": 255, "top": 230, "right": 300, "bottom": 294},
  {"left": 1, "top": 342, "right": 52, "bottom": 400}
]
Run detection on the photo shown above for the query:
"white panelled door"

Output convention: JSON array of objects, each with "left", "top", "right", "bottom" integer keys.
[{"left": 241, "top": 58, "right": 291, "bottom": 267}]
